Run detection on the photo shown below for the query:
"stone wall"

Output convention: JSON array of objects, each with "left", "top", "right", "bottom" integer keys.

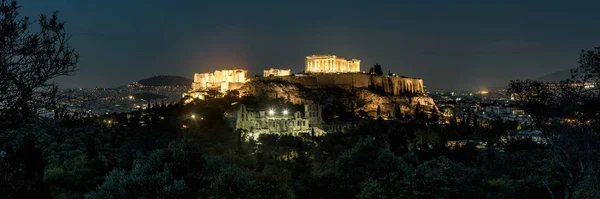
[{"left": 262, "top": 73, "right": 424, "bottom": 95}]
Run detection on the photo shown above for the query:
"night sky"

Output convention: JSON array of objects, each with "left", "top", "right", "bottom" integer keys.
[{"left": 19, "top": 0, "right": 600, "bottom": 90}]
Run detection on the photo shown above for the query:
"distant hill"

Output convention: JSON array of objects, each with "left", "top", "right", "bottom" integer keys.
[
  {"left": 136, "top": 75, "right": 192, "bottom": 87},
  {"left": 537, "top": 69, "right": 573, "bottom": 83}
]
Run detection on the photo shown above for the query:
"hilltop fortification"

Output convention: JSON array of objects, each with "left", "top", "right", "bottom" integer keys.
[{"left": 260, "top": 73, "right": 424, "bottom": 95}]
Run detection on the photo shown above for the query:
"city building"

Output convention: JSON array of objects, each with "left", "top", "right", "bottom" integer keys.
[
  {"left": 192, "top": 68, "right": 248, "bottom": 93},
  {"left": 264, "top": 68, "right": 291, "bottom": 77},
  {"left": 235, "top": 103, "right": 326, "bottom": 139},
  {"left": 305, "top": 54, "right": 360, "bottom": 73}
]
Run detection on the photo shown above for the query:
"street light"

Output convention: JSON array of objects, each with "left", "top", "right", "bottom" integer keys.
[
  {"left": 191, "top": 114, "right": 196, "bottom": 119},
  {"left": 268, "top": 109, "right": 275, "bottom": 116},
  {"left": 283, "top": 110, "right": 288, "bottom": 115}
]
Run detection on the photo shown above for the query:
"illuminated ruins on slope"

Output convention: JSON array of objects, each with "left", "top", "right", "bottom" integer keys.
[{"left": 191, "top": 68, "right": 248, "bottom": 92}]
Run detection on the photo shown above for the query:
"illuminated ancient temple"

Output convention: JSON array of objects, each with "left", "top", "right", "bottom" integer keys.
[
  {"left": 192, "top": 68, "right": 248, "bottom": 92},
  {"left": 305, "top": 54, "right": 360, "bottom": 73}
]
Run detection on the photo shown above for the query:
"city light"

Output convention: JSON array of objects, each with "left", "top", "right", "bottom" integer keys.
[
  {"left": 128, "top": 95, "right": 134, "bottom": 100},
  {"left": 191, "top": 114, "right": 196, "bottom": 119},
  {"left": 268, "top": 109, "right": 275, "bottom": 116},
  {"left": 283, "top": 110, "right": 288, "bottom": 115}
]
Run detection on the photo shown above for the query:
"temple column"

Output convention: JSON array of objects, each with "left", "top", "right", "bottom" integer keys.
[
  {"left": 320, "top": 60, "right": 324, "bottom": 72},
  {"left": 332, "top": 60, "right": 335, "bottom": 71},
  {"left": 318, "top": 60, "right": 321, "bottom": 72},
  {"left": 306, "top": 61, "right": 309, "bottom": 72},
  {"left": 329, "top": 60, "right": 336, "bottom": 71},
  {"left": 333, "top": 60, "right": 336, "bottom": 72},
  {"left": 333, "top": 60, "right": 336, "bottom": 71},
  {"left": 330, "top": 60, "right": 333, "bottom": 71}
]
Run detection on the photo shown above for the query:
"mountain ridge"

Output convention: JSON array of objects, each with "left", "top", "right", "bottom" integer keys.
[{"left": 537, "top": 69, "right": 573, "bottom": 83}]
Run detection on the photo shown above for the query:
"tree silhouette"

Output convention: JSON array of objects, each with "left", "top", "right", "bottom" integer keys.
[
  {"left": 0, "top": 1, "right": 78, "bottom": 127},
  {"left": 373, "top": 63, "right": 383, "bottom": 76}
]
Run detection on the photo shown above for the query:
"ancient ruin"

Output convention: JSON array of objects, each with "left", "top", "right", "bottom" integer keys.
[
  {"left": 305, "top": 54, "right": 360, "bottom": 73},
  {"left": 235, "top": 103, "right": 326, "bottom": 139},
  {"left": 192, "top": 68, "right": 248, "bottom": 92},
  {"left": 264, "top": 68, "right": 291, "bottom": 77}
]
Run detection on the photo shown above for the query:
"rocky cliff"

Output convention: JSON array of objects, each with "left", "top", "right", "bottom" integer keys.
[{"left": 238, "top": 78, "right": 437, "bottom": 117}]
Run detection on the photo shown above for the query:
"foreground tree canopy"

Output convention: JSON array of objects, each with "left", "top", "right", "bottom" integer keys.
[{"left": 0, "top": 0, "right": 78, "bottom": 127}]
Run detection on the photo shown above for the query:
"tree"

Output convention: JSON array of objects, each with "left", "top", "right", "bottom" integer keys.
[
  {"left": 373, "top": 63, "right": 383, "bottom": 76},
  {"left": 0, "top": 1, "right": 79, "bottom": 127},
  {"left": 206, "top": 89, "right": 223, "bottom": 99},
  {"left": 506, "top": 80, "right": 556, "bottom": 129},
  {"left": 225, "top": 90, "right": 240, "bottom": 99},
  {"left": 358, "top": 110, "right": 368, "bottom": 118},
  {"left": 507, "top": 47, "right": 600, "bottom": 198}
]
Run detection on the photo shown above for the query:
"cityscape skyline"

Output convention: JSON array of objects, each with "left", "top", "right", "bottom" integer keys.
[{"left": 18, "top": 0, "right": 600, "bottom": 90}]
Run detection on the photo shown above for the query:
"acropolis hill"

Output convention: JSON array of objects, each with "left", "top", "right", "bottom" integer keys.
[
  {"left": 259, "top": 54, "right": 425, "bottom": 96},
  {"left": 192, "top": 54, "right": 437, "bottom": 116}
]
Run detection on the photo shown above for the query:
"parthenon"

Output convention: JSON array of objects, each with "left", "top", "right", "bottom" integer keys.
[{"left": 305, "top": 54, "right": 360, "bottom": 73}]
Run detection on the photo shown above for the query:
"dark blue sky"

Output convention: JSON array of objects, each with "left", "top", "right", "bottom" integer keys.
[{"left": 19, "top": 0, "right": 600, "bottom": 90}]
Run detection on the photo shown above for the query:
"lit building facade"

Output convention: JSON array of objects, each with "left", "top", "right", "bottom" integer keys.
[
  {"left": 305, "top": 54, "right": 360, "bottom": 73},
  {"left": 235, "top": 103, "right": 326, "bottom": 139},
  {"left": 264, "top": 68, "right": 291, "bottom": 77},
  {"left": 192, "top": 68, "right": 248, "bottom": 92}
]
